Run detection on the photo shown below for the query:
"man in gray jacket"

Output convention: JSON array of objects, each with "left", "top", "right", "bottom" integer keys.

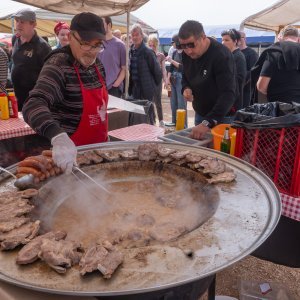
[{"left": 128, "top": 24, "right": 162, "bottom": 124}]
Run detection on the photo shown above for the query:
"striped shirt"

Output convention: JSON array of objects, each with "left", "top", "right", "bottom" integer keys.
[
  {"left": 22, "top": 46, "right": 106, "bottom": 141},
  {"left": 0, "top": 47, "right": 8, "bottom": 88}
]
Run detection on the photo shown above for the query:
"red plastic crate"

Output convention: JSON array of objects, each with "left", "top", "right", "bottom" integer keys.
[{"left": 234, "top": 127, "right": 300, "bottom": 197}]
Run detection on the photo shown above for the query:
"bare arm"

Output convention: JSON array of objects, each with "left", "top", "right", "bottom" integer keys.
[
  {"left": 112, "top": 66, "right": 126, "bottom": 88},
  {"left": 257, "top": 76, "right": 271, "bottom": 95}
]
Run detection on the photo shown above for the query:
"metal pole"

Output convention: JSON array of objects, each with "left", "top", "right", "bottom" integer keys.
[{"left": 125, "top": 11, "right": 130, "bottom": 99}]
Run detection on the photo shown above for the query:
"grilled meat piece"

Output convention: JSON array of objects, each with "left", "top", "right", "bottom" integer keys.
[
  {"left": 170, "top": 150, "right": 190, "bottom": 160},
  {"left": 0, "top": 220, "right": 40, "bottom": 250},
  {"left": 156, "top": 145, "right": 176, "bottom": 158},
  {"left": 80, "top": 241, "right": 124, "bottom": 278},
  {"left": 207, "top": 171, "right": 237, "bottom": 184},
  {"left": 137, "top": 143, "right": 158, "bottom": 161},
  {"left": 17, "top": 188, "right": 39, "bottom": 199},
  {"left": 185, "top": 153, "right": 204, "bottom": 163},
  {"left": 76, "top": 153, "right": 91, "bottom": 167},
  {"left": 202, "top": 158, "right": 226, "bottom": 175},
  {"left": 96, "top": 150, "right": 121, "bottom": 162},
  {"left": 16, "top": 231, "right": 67, "bottom": 265},
  {"left": 83, "top": 150, "right": 104, "bottom": 164},
  {"left": 0, "top": 216, "right": 30, "bottom": 233},
  {"left": 0, "top": 200, "right": 34, "bottom": 221},
  {"left": 119, "top": 150, "right": 139, "bottom": 160},
  {"left": 38, "top": 239, "right": 83, "bottom": 273}
]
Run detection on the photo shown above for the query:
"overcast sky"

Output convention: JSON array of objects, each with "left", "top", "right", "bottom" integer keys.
[
  {"left": 133, "top": 0, "right": 277, "bottom": 28},
  {"left": 1, "top": 0, "right": 277, "bottom": 29}
]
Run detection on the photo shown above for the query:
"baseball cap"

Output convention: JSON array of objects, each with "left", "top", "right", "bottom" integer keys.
[
  {"left": 13, "top": 8, "right": 36, "bottom": 22},
  {"left": 70, "top": 12, "right": 106, "bottom": 41}
]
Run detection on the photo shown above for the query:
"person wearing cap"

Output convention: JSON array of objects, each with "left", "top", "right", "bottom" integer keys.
[
  {"left": 254, "top": 25, "right": 300, "bottom": 103},
  {"left": 11, "top": 8, "right": 52, "bottom": 111},
  {"left": 54, "top": 21, "right": 70, "bottom": 49},
  {"left": 178, "top": 20, "right": 236, "bottom": 140},
  {"left": 98, "top": 16, "right": 126, "bottom": 98},
  {"left": 22, "top": 12, "right": 108, "bottom": 174},
  {"left": 165, "top": 34, "right": 187, "bottom": 127}
]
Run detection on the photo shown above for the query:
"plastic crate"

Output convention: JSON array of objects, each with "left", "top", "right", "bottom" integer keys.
[{"left": 234, "top": 127, "right": 300, "bottom": 197}]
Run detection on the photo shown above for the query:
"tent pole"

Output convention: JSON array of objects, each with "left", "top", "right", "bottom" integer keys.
[
  {"left": 125, "top": 11, "right": 130, "bottom": 99},
  {"left": 11, "top": 17, "right": 14, "bottom": 34}
]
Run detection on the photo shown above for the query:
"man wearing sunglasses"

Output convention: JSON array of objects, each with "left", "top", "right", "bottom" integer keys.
[
  {"left": 23, "top": 12, "right": 108, "bottom": 174},
  {"left": 178, "top": 20, "right": 237, "bottom": 140}
]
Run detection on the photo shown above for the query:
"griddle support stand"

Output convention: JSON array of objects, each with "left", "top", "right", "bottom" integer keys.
[{"left": 207, "top": 274, "right": 216, "bottom": 300}]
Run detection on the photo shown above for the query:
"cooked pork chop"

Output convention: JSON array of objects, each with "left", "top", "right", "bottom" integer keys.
[
  {"left": 0, "top": 216, "right": 30, "bottom": 233},
  {"left": 207, "top": 172, "right": 237, "bottom": 184},
  {"left": 76, "top": 153, "right": 92, "bottom": 166},
  {"left": 137, "top": 143, "right": 158, "bottom": 161},
  {"left": 80, "top": 241, "right": 124, "bottom": 278},
  {"left": 119, "top": 150, "right": 139, "bottom": 160},
  {"left": 202, "top": 158, "right": 226, "bottom": 175},
  {"left": 97, "top": 150, "right": 121, "bottom": 162},
  {"left": 16, "top": 231, "right": 67, "bottom": 265},
  {"left": 38, "top": 239, "right": 83, "bottom": 273},
  {"left": 170, "top": 150, "right": 190, "bottom": 160},
  {"left": 83, "top": 150, "right": 104, "bottom": 164},
  {"left": 156, "top": 145, "right": 176, "bottom": 158},
  {"left": 0, "top": 199, "right": 34, "bottom": 221},
  {"left": 0, "top": 220, "right": 40, "bottom": 250},
  {"left": 185, "top": 152, "right": 204, "bottom": 163},
  {"left": 17, "top": 188, "right": 39, "bottom": 199}
]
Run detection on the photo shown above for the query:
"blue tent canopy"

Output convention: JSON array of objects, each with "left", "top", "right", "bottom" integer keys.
[{"left": 158, "top": 24, "right": 275, "bottom": 45}]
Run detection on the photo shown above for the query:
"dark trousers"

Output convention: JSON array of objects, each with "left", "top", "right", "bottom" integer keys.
[
  {"left": 252, "top": 215, "right": 300, "bottom": 268},
  {"left": 108, "top": 86, "right": 122, "bottom": 98}
]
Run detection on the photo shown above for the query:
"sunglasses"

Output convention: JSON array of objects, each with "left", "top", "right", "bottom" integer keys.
[{"left": 177, "top": 42, "right": 195, "bottom": 50}]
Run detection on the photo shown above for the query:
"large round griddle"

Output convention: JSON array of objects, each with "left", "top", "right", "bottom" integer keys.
[{"left": 0, "top": 142, "right": 281, "bottom": 296}]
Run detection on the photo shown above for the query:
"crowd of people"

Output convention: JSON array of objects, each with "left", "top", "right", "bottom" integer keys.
[{"left": 0, "top": 7, "right": 300, "bottom": 173}]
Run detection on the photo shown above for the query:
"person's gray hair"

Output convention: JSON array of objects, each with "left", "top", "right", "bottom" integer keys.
[
  {"left": 130, "top": 23, "right": 144, "bottom": 37},
  {"left": 282, "top": 25, "right": 299, "bottom": 38},
  {"left": 178, "top": 20, "right": 205, "bottom": 40}
]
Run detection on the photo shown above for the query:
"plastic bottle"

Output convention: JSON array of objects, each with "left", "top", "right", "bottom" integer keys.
[
  {"left": 8, "top": 92, "right": 18, "bottom": 118},
  {"left": 176, "top": 109, "right": 186, "bottom": 131},
  {"left": 220, "top": 127, "right": 231, "bottom": 154},
  {"left": 0, "top": 94, "right": 9, "bottom": 120}
]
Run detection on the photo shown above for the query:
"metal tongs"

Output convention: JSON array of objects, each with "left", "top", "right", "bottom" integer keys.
[
  {"left": 0, "top": 166, "right": 35, "bottom": 190},
  {"left": 71, "top": 166, "right": 110, "bottom": 195}
]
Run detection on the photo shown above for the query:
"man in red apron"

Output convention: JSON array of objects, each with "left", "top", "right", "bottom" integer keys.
[{"left": 22, "top": 12, "right": 108, "bottom": 174}]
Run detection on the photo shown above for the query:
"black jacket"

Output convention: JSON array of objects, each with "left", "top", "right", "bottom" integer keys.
[{"left": 129, "top": 43, "right": 162, "bottom": 100}]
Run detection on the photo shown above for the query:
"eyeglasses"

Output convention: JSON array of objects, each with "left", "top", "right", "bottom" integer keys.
[
  {"left": 72, "top": 32, "right": 104, "bottom": 51},
  {"left": 177, "top": 42, "right": 195, "bottom": 50}
]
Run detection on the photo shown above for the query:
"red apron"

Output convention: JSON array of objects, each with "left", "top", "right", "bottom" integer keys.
[{"left": 71, "top": 64, "right": 108, "bottom": 146}]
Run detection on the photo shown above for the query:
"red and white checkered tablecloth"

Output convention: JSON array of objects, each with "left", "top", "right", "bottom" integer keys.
[
  {"left": 0, "top": 113, "right": 35, "bottom": 141},
  {"left": 109, "top": 123, "right": 164, "bottom": 141},
  {"left": 280, "top": 193, "right": 300, "bottom": 221}
]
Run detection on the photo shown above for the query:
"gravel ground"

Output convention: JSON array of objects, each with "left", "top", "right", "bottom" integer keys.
[{"left": 159, "top": 90, "right": 300, "bottom": 300}]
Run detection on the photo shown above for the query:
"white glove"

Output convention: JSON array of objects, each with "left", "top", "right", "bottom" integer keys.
[{"left": 51, "top": 132, "right": 77, "bottom": 175}]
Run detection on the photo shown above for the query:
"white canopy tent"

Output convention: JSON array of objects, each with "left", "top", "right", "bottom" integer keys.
[
  {"left": 240, "top": 0, "right": 300, "bottom": 33},
  {"left": 12, "top": 0, "right": 154, "bottom": 95},
  {"left": 0, "top": 9, "right": 156, "bottom": 37},
  {"left": 15, "top": 0, "right": 150, "bottom": 17}
]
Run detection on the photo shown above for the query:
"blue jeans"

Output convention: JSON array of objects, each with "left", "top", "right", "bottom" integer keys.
[
  {"left": 170, "top": 72, "right": 187, "bottom": 126},
  {"left": 194, "top": 112, "right": 234, "bottom": 126}
]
